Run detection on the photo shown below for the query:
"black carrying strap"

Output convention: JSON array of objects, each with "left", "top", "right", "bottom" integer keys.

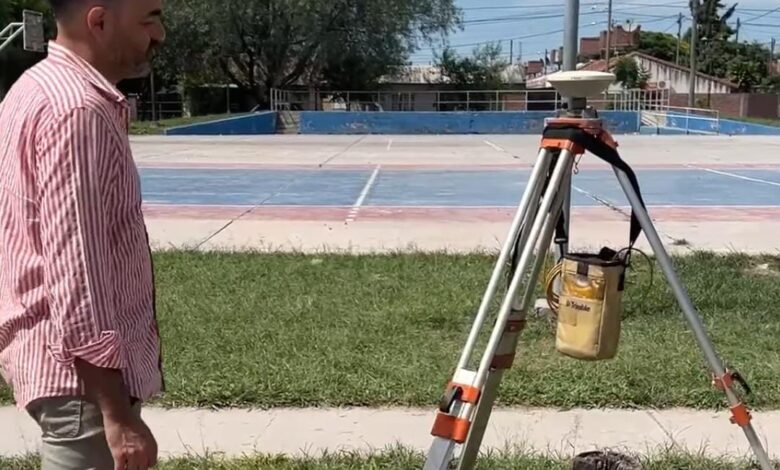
[{"left": 542, "top": 123, "right": 648, "bottom": 255}]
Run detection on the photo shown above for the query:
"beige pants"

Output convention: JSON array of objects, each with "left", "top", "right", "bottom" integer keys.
[{"left": 26, "top": 396, "right": 142, "bottom": 470}]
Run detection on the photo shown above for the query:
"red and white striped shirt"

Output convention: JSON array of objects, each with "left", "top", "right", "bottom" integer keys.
[{"left": 0, "top": 41, "right": 163, "bottom": 409}]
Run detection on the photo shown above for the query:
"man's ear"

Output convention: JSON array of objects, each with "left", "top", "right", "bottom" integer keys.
[{"left": 85, "top": 6, "right": 109, "bottom": 37}]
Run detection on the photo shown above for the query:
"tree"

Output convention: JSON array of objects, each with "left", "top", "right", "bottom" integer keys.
[
  {"left": 728, "top": 56, "right": 760, "bottom": 92},
  {"left": 759, "top": 75, "right": 780, "bottom": 94},
  {"left": 613, "top": 56, "right": 650, "bottom": 89},
  {"left": 156, "top": 0, "right": 461, "bottom": 108},
  {"left": 436, "top": 42, "right": 508, "bottom": 90},
  {"left": 690, "top": 0, "right": 737, "bottom": 45},
  {"left": 687, "top": 0, "right": 737, "bottom": 78},
  {"left": 637, "top": 31, "right": 685, "bottom": 64}
]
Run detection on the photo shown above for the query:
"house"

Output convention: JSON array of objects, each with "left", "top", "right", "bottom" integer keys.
[
  {"left": 580, "top": 25, "right": 642, "bottom": 60},
  {"left": 578, "top": 51, "right": 739, "bottom": 94}
]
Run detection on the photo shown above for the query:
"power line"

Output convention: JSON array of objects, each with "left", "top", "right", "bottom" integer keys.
[
  {"left": 461, "top": 11, "right": 601, "bottom": 27},
  {"left": 461, "top": 4, "right": 684, "bottom": 27},
  {"left": 409, "top": 12, "right": 680, "bottom": 59},
  {"left": 741, "top": 6, "right": 780, "bottom": 23},
  {"left": 743, "top": 23, "right": 780, "bottom": 29},
  {"left": 460, "top": 1, "right": 687, "bottom": 10}
]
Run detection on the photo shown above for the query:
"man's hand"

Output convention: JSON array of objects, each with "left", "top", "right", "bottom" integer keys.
[
  {"left": 74, "top": 358, "right": 158, "bottom": 469},
  {"left": 104, "top": 411, "right": 158, "bottom": 470}
]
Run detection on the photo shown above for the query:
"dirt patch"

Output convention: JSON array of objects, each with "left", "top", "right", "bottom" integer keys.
[
  {"left": 745, "top": 262, "right": 780, "bottom": 278},
  {"left": 572, "top": 450, "right": 642, "bottom": 469}
]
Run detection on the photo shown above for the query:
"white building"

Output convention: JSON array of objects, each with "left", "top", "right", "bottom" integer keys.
[{"left": 527, "top": 51, "right": 739, "bottom": 95}]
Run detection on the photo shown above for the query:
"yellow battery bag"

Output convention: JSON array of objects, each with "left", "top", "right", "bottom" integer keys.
[
  {"left": 553, "top": 248, "right": 627, "bottom": 361},
  {"left": 540, "top": 124, "right": 649, "bottom": 361}
]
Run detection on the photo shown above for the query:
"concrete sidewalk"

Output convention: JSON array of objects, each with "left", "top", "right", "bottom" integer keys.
[
  {"left": 3, "top": 406, "right": 779, "bottom": 460},
  {"left": 142, "top": 215, "right": 780, "bottom": 255}
]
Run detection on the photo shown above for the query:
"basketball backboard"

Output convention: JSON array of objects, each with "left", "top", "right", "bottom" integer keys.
[{"left": 22, "top": 10, "right": 44, "bottom": 53}]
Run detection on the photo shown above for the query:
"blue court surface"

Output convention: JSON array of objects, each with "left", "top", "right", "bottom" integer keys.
[{"left": 139, "top": 167, "right": 780, "bottom": 208}]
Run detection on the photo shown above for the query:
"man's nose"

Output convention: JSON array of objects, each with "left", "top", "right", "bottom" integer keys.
[{"left": 152, "top": 22, "right": 166, "bottom": 44}]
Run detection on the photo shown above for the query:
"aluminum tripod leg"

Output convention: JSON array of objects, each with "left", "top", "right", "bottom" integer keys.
[
  {"left": 456, "top": 170, "right": 568, "bottom": 470},
  {"left": 423, "top": 149, "right": 576, "bottom": 470},
  {"left": 613, "top": 167, "right": 774, "bottom": 470},
  {"left": 422, "top": 148, "right": 555, "bottom": 470}
]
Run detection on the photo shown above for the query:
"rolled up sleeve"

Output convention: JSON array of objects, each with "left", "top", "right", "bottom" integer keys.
[{"left": 36, "top": 106, "right": 125, "bottom": 370}]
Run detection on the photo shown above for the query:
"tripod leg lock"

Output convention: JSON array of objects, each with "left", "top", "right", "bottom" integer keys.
[
  {"left": 712, "top": 370, "right": 755, "bottom": 428},
  {"left": 431, "top": 413, "right": 472, "bottom": 444},
  {"left": 438, "top": 382, "right": 481, "bottom": 413},
  {"left": 431, "top": 382, "right": 481, "bottom": 443},
  {"left": 712, "top": 369, "right": 752, "bottom": 396},
  {"left": 730, "top": 403, "right": 753, "bottom": 428}
]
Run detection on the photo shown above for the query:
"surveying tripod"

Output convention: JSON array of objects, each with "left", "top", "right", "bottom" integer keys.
[{"left": 423, "top": 85, "right": 774, "bottom": 470}]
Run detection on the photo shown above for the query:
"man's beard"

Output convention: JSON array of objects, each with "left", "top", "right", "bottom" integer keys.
[
  {"left": 123, "top": 47, "right": 157, "bottom": 80},
  {"left": 126, "top": 60, "right": 152, "bottom": 79}
]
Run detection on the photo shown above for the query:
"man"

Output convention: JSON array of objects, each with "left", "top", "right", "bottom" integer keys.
[{"left": 0, "top": 0, "right": 166, "bottom": 468}]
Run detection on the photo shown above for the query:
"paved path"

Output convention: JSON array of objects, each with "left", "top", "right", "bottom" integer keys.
[{"left": 3, "top": 406, "right": 779, "bottom": 460}]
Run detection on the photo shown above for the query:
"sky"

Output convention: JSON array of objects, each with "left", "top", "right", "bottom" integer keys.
[{"left": 408, "top": 0, "right": 780, "bottom": 64}]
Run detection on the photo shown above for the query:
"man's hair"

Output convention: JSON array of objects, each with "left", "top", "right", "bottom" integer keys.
[
  {"left": 48, "top": 0, "right": 80, "bottom": 17},
  {"left": 48, "top": 0, "right": 114, "bottom": 18}
]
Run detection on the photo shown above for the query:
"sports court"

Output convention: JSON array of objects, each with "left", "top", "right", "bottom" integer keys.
[{"left": 132, "top": 133, "right": 780, "bottom": 254}]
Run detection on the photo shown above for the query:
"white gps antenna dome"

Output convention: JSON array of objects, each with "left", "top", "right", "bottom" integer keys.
[{"left": 546, "top": 71, "right": 616, "bottom": 98}]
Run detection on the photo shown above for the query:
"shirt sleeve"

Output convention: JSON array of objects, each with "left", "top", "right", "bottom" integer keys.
[{"left": 36, "top": 106, "right": 126, "bottom": 370}]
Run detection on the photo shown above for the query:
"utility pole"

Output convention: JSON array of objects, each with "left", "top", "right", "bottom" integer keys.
[
  {"left": 688, "top": 0, "right": 699, "bottom": 108},
  {"left": 736, "top": 18, "right": 741, "bottom": 43},
  {"left": 150, "top": 70, "right": 157, "bottom": 121},
  {"left": 563, "top": 0, "right": 579, "bottom": 78},
  {"left": 676, "top": 13, "right": 683, "bottom": 65},
  {"left": 558, "top": 0, "right": 579, "bottom": 286},
  {"left": 605, "top": 0, "right": 613, "bottom": 68},
  {"left": 770, "top": 38, "right": 776, "bottom": 76},
  {"left": 510, "top": 39, "right": 514, "bottom": 65}
]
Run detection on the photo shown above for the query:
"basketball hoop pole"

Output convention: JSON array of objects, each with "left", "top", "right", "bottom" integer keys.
[
  {"left": 1, "top": 10, "right": 45, "bottom": 55},
  {"left": 0, "top": 23, "right": 24, "bottom": 54}
]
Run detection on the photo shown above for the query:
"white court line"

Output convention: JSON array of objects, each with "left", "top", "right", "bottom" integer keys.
[
  {"left": 685, "top": 164, "right": 780, "bottom": 188},
  {"left": 346, "top": 165, "right": 381, "bottom": 223},
  {"left": 483, "top": 140, "right": 505, "bottom": 152},
  {"left": 570, "top": 185, "right": 686, "bottom": 246},
  {"left": 387, "top": 139, "right": 393, "bottom": 151}
]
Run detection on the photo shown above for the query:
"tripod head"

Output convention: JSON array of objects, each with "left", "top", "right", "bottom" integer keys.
[{"left": 546, "top": 71, "right": 615, "bottom": 117}]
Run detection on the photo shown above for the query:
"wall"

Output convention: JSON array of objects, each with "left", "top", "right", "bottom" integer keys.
[
  {"left": 632, "top": 54, "right": 734, "bottom": 95},
  {"left": 164, "top": 111, "right": 277, "bottom": 135},
  {"left": 670, "top": 93, "right": 780, "bottom": 119},
  {"left": 717, "top": 118, "right": 780, "bottom": 136},
  {"left": 662, "top": 112, "right": 780, "bottom": 135},
  {"left": 299, "top": 111, "right": 640, "bottom": 135},
  {"left": 746, "top": 94, "right": 779, "bottom": 120}
]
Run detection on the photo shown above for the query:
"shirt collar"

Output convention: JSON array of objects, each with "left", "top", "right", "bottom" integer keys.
[{"left": 46, "top": 41, "right": 127, "bottom": 104}]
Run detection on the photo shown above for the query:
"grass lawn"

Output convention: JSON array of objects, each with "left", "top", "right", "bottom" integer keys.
[
  {"left": 723, "top": 115, "right": 780, "bottom": 128},
  {"left": 130, "top": 113, "right": 235, "bottom": 135},
  {"left": 2, "top": 250, "right": 780, "bottom": 410},
  {"left": 0, "top": 448, "right": 772, "bottom": 469}
]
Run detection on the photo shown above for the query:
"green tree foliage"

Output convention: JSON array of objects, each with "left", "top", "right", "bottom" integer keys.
[
  {"left": 728, "top": 55, "right": 761, "bottom": 92},
  {"left": 435, "top": 42, "right": 508, "bottom": 89},
  {"left": 637, "top": 31, "right": 685, "bottom": 64},
  {"left": 613, "top": 56, "right": 650, "bottom": 89},
  {"left": 758, "top": 75, "right": 780, "bottom": 93},
  {"left": 689, "top": 0, "right": 737, "bottom": 47},
  {"left": 155, "top": 0, "right": 461, "bottom": 108},
  {"left": 685, "top": 0, "right": 740, "bottom": 79}
]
